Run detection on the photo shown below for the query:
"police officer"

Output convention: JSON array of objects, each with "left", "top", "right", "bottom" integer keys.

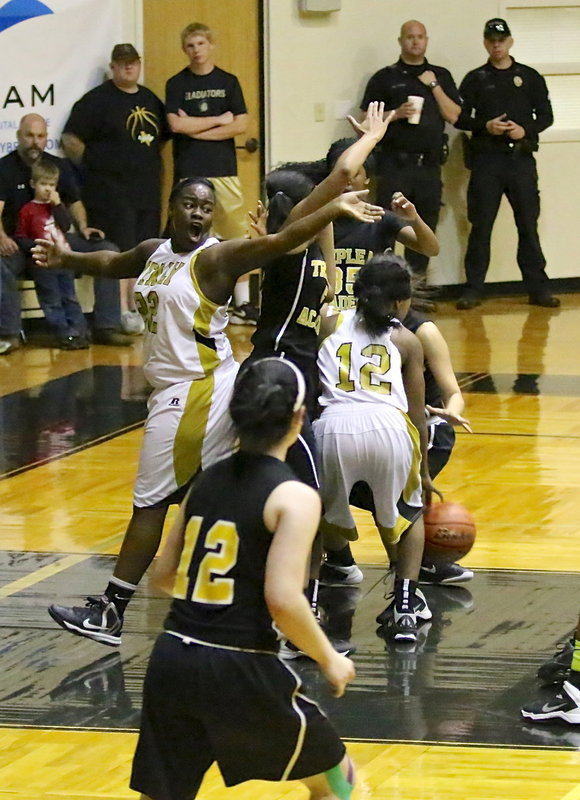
[
  {"left": 360, "top": 20, "right": 461, "bottom": 276},
  {"left": 455, "top": 18, "right": 559, "bottom": 309}
]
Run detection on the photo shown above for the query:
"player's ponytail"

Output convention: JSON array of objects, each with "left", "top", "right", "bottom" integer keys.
[
  {"left": 354, "top": 254, "right": 412, "bottom": 337},
  {"left": 264, "top": 169, "right": 315, "bottom": 233},
  {"left": 231, "top": 358, "right": 306, "bottom": 447}
]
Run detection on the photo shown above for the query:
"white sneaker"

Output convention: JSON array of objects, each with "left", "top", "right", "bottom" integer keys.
[
  {"left": 319, "top": 563, "right": 364, "bottom": 587},
  {"left": 121, "top": 310, "right": 145, "bottom": 335}
]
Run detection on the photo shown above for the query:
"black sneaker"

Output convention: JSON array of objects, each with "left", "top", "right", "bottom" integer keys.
[
  {"left": 377, "top": 580, "right": 432, "bottom": 642},
  {"left": 319, "top": 562, "right": 364, "bottom": 587},
  {"left": 419, "top": 561, "right": 474, "bottom": 585},
  {"left": 521, "top": 681, "right": 580, "bottom": 724},
  {"left": 376, "top": 586, "right": 432, "bottom": 628},
  {"left": 229, "top": 302, "right": 259, "bottom": 326},
  {"left": 456, "top": 293, "right": 482, "bottom": 310},
  {"left": 58, "top": 335, "right": 90, "bottom": 350},
  {"left": 537, "top": 639, "right": 574, "bottom": 685},
  {"left": 92, "top": 329, "right": 134, "bottom": 347},
  {"left": 48, "top": 596, "right": 123, "bottom": 647},
  {"left": 529, "top": 293, "right": 561, "bottom": 308}
]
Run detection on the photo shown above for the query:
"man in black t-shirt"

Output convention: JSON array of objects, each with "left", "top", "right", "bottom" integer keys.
[
  {"left": 0, "top": 114, "right": 131, "bottom": 353},
  {"left": 455, "top": 19, "right": 559, "bottom": 310},
  {"left": 166, "top": 22, "right": 256, "bottom": 322},
  {"left": 63, "top": 43, "right": 168, "bottom": 334},
  {"left": 360, "top": 20, "right": 461, "bottom": 276}
]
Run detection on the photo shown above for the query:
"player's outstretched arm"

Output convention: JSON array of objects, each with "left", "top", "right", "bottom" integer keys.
[
  {"left": 31, "top": 237, "right": 163, "bottom": 279},
  {"left": 264, "top": 481, "right": 355, "bottom": 697},
  {"left": 197, "top": 191, "right": 383, "bottom": 304},
  {"left": 416, "top": 322, "right": 472, "bottom": 432}
]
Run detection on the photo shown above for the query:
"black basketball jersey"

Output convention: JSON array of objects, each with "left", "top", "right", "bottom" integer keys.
[
  {"left": 332, "top": 213, "right": 406, "bottom": 310},
  {"left": 164, "top": 451, "right": 296, "bottom": 652},
  {"left": 251, "top": 244, "right": 328, "bottom": 362},
  {"left": 404, "top": 309, "right": 442, "bottom": 407}
]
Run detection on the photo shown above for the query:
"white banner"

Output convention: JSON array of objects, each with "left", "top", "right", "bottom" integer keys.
[{"left": 0, "top": 0, "right": 126, "bottom": 156}]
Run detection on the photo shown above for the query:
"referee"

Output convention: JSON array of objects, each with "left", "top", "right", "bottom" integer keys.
[
  {"left": 360, "top": 20, "right": 461, "bottom": 277},
  {"left": 455, "top": 18, "right": 559, "bottom": 309}
]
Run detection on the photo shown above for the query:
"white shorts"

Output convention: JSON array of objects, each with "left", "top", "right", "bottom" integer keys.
[
  {"left": 313, "top": 403, "right": 422, "bottom": 543},
  {"left": 133, "top": 363, "right": 238, "bottom": 508}
]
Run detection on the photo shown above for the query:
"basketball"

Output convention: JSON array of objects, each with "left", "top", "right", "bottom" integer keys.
[{"left": 423, "top": 502, "right": 476, "bottom": 563}]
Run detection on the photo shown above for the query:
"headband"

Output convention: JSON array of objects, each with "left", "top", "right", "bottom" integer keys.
[{"left": 257, "top": 357, "right": 306, "bottom": 412}]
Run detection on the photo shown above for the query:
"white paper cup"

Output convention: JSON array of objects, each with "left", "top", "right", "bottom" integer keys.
[{"left": 407, "top": 95, "right": 424, "bottom": 125}]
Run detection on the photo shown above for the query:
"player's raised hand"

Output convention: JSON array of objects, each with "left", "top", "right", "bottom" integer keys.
[
  {"left": 334, "top": 189, "right": 384, "bottom": 223},
  {"left": 391, "top": 191, "right": 418, "bottom": 222},
  {"left": 321, "top": 651, "right": 356, "bottom": 698},
  {"left": 31, "top": 235, "right": 67, "bottom": 270},
  {"left": 348, "top": 101, "right": 394, "bottom": 142},
  {"left": 248, "top": 200, "right": 267, "bottom": 237}
]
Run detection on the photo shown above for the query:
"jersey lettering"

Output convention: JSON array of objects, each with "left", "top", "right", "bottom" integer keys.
[
  {"left": 137, "top": 260, "right": 184, "bottom": 287},
  {"left": 310, "top": 258, "right": 328, "bottom": 279},
  {"left": 134, "top": 290, "right": 159, "bottom": 333},
  {"left": 296, "top": 306, "right": 321, "bottom": 333},
  {"left": 336, "top": 341, "right": 392, "bottom": 394},
  {"left": 174, "top": 517, "right": 240, "bottom": 606}
]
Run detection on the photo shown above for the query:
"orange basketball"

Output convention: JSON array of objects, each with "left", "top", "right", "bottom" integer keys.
[{"left": 423, "top": 502, "right": 476, "bottom": 563}]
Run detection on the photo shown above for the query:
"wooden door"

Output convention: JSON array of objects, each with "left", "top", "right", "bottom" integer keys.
[{"left": 142, "top": 0, "right": 262, "bottom": 224}]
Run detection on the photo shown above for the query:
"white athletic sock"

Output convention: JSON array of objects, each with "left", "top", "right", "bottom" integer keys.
[{"left": 233, "top": 279, "right": 250, "bottom": 306}]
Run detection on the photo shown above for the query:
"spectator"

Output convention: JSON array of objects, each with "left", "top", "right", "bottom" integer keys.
[
  {"left": 165, "top": 22, "right": 258, "bottom": 325},
  {"left": 455, "top": 18, "right": 559, "bottom": 309},
  {"left": 62, "top": 43, "right": 168, "bottom": 335},
  {"left": 14, "top": 160, "right": 88, "bottom": 349},
  {"left": 0, "top": 114, "right": 133, "bottom": 353},
  {"left": 359, "top": 20, "right": 461, "bottom": 277}
]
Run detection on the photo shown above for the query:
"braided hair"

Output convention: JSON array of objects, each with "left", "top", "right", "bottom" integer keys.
[{"left": 354, "top": 254, "right": 412, "bottom": 337}]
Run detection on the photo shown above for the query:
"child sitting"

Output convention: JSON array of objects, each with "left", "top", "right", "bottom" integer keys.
[{"left": 14, "top": 160, "right": 88, "bottom": 349}]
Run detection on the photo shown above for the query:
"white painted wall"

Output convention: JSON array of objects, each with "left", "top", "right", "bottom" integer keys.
[{"left": 264, "top": 0, "right": 580, "bottom": 285}]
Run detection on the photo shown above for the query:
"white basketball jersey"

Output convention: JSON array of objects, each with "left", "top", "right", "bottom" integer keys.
[
  {"left": 134, "top": 238, "right": 236, "bottom": 388},
  {"left": 318, "top": 309, "right": 408, "bottom": 411}
]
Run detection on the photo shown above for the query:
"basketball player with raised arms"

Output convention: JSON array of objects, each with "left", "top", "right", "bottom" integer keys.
[
  {"left": 33, "top": 176, "right": 383, "bottom": 647},
  {"left": 314, "top": 254, "right": 433, "bottom": 641},
  {"left": 130, "top": 357, "right": 356, "bottom": 800}
]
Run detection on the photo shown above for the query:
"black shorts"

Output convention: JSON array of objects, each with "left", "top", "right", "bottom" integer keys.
[{"left": 130, "top": 632, "right": 345, "bottom": 800}]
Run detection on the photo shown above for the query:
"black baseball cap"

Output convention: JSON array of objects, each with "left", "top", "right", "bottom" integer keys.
[
  {"left": 111, "top": 43, "right": 140, "bottom": 62},
  {"left": 484, "top": 18, "right": 511, "bottom": 39}
]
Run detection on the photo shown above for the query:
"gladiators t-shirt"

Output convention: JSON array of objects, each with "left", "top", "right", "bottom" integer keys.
[
  {"left": 165, "top": 66, "right": 247, "bottom": 179},
  {"left": 63, "top": 80, "right": 167, "bottom": 208}
]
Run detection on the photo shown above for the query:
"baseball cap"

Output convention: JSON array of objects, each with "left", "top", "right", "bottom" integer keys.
[
  {"left": 111, "top": 43, "right": 140, "bottom": 62},
  {"left": 484, "top": 18, "right": 511, "bottom": 39}
]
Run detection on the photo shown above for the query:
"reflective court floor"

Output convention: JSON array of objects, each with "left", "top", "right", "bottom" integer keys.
[{"left": 0, "top": 295, "right": 579, "bottom": 799}]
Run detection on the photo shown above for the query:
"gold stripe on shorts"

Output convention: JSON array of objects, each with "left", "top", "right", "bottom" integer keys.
[
  {"left": 173, "top": 376, "right": 214, "bottom": 488},
  {"left": 401, "top": 410, "right": 422, "bottom": 503}
]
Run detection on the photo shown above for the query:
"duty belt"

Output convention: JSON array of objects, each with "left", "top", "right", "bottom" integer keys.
[{"left": 388, "top": 151, "right": 440, "bottom": 167}]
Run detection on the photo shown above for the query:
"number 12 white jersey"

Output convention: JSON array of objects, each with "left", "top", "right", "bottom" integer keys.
[{"left": 318, "top": 309, "right": 408, "bottom": 411}]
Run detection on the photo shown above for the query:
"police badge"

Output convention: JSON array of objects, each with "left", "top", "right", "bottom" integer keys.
[{"left": 514, "top": 75, "right": 523, "bottom": 88}]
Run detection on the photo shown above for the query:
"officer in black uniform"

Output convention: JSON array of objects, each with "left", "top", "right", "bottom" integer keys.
[
  {"left": 360, "top": 20, "right": 461, "bottom": 276},
  {"left": 455, "top": 18, "right": 559, "bottom": 309}
]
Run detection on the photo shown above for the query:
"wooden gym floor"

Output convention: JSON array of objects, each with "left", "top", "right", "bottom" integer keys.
[{"left": 0, "top": 294, "right": 579, "bottom": 799}]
